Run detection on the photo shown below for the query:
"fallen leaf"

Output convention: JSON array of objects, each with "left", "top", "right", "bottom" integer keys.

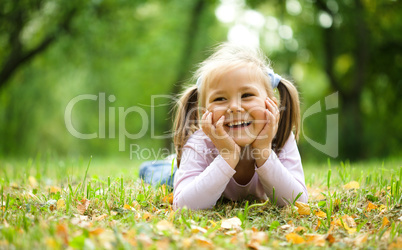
[
  {"left": 354, "top": 233, "right": 368, "bottom": 246},
  {"left": 367, "top": 202, "right": 377, "bottom": 212},
  {"left": 123, "top": 204, "right": 132, "bottom": 210},
  {"left": 49, "top": 186, "right": 61, "bottom": 194},
  {"left": 381, "top": 217, "right": 390, "bottom": 228},
  {"left": 191, "top": 226, "right": 207, "bottom": 234},
  {"left": 326, "top": 234, "right": 336, "bottom": 244},
  {"left": 221, "top": 217, "right": 242, "bottom": 230},
  {"left": 314, "top": 220, "right": 321, "bottom": 231},
  {"left": 57, "top": 199, "right": 65, "bottom": 210},
  {"left": 295, "top": 201, "right": 310, "bottom": 215},
  {"left": 142, "top": 212, "right": 152, "bottom": 221},
  {"left": 194, "top": 235, "right": 213, "bottom": 248},
  {"left": 156, "top": 220, "right": 174, "bottom": 231},
  {"left": 77, "top": 198, "right": 90, "bottom": 215},
  {"left": 286, "top": 233, "right": 305, "bottom": 244},
  {"left": 93, "top": 214, "right": 108, "bottom": 221},
  {"left": 388, "top": 237, "right": 402, "bottom": 249},
  {"left": 89, "top": 228, "right": 105, "bottom": 236},
  {"left": 305, "top": 234, "right": 326, "bottom": 247},
  {"left": 156, "top": 238, "right": 170, "bottom": 249},
  {"left": 28, "top": 176, "right": 38, "bottom": 188},
  {"left": 56, "top": 223, "right": 68, "bottom": 245},
  {"left": 295, "top": 226, "right": 308, "bottom": 233},
  {"left": 181, "top": 238, "right": 193, "bottom": 248},
  {"left": 343, "top": 181, "right": 360, "bottom": 190},
  {"left": 137, "top": 233, "right": 152, "bottom": 248},
  {"left": 162, "top": 193, "right": 174, "bottom": 204},
  {"left": 342, "top": 215, "right": 357, "bottom": 228},
  {"left": 315, "top": 209, "right": 327, "bottom": 218}
]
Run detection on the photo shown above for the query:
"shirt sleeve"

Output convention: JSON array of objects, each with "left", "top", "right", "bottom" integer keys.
[
  {"left": 255, "top": 133, "right": 308, "bottom": 206},
  {"left": 173, "top": 144, "right": 236, "bottom": 210}
]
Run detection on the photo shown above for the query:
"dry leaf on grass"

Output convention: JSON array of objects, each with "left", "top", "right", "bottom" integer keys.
[
  {"left": 354, "top": 233, "right": 368, "bottom": 246},
  {"left": 295, "top": 201, "right": 310, "bottom": 215},
  {"left": 367, "top": 202, "right": 377, "bottom": 212},
  {"left": 77, "top": 198, "right": 90, "bottom": 215},
  {"left": 315, "top": 209, "right": 327, "bottom": 218},
  {"left": 89, "top": 228, "right": 105, "bottom": 236},
  {"left": 286, "top": 233, "right": 305, "bottom": 244},
  {"left": 162, "top": 193, "right": 174, "bottom": 204},
  {"left": 93, "top": 214, "right": 108, "bottom": 221},
  {"left": 343, "top": 181, "right": 360, "bottom": 190},
  {"left": 305, "top": 234, "right": 326, "bottom": 247},
  {"left": 220, "top": 217, "right": 242, "bottom": 230},
  {"left": 28, "top": 176, "right": 38, "bottom": 188},
  {"left": 381, "top": 217, "right": 390, "bottom": 229},
  {"left": 56, "top": 223, "right": 68, "bottom": 245},
  {"left": 57, "top": 199, "right": 65, "bottom": 210},
  {"left": 156, "top": 220, "right": 175, "bottom": 231}
]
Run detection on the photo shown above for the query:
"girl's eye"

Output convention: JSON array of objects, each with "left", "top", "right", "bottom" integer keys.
[
  {"left": 242, "top": 93, "right": 254, "bottom": 98},
  {"left": 213, "top": 97, "right": 225, "bottom": 102}
]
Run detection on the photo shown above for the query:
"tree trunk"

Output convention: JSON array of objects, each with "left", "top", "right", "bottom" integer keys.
[{"left": 163, "top": 0, "right": 206, "bottom": 149}]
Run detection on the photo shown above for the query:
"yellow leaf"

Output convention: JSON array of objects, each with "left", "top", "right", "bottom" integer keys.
[
  {"left": 378, "top": 204, "right": 386, "bottom": 211},
  {"left": 56, "top": 199, "right": 65, "bottom": 210},
  {"left": 156, "top": 220, "right": 174, "bottom": 231},
  {"left": 89, "top": 228, "right": 105, "bottom": 236},
  {"left": 286, "top": 233, "right": 305, "bottom": 244},
  {"left": 343, "top": 181, "right": 360, "bottom": 190},
  {"left": 28, "top": 176, "right": 38, "bottom": 188},
  {"left": 389, "top": 237, "right": 402, "bottom": 249},
  {"left": 381, "top": 217, "right": 390, "bottom": 228},
  {"left": 295, "top": 226, "right": 308, "bottom": 233},
  {"left": 49, "top": 186, "right": 61, "bottom": 194},
  {"left": 315, "top": 209, "right": 327, "bottom": 218},
  {"left": 220, "top": 217, "right": 242, "bottom": 230},
  {"left": 142, "top": 212, "right": 152, "bottom": 221},
  {"left": 162, "top": 193, "right": 174, "bottom": 204},
  {"left": 342, "top": 215, "right": 357, "bottom": 228},
  {"left": 93, "top": 214, "right": 108, "bottom": 221},
  {"left": 305, "top": 234, "right": 326, "bottom": 247},
  {"left": 295, "top": 201, "right": 310, "bottom": 215},
  {"left": 367, "top": 202, "right": 377, "bottom": 212},
  {"left": 191, "top": 226, "right": 207, "bottom": 234},
  {"left": 56, "top": 223, "right": 68, "bottom": 245},
  {"left": 194, "top": 235, "right": 213, "bottom": 248}
]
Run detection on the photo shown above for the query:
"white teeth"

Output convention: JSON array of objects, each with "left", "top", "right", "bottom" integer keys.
[{"left": 227, "top": 121, "right": 250, "bottom": 127}]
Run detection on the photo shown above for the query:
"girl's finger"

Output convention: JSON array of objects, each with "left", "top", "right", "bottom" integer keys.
[{"left": 215, "top": 115, "right": 226, "bottom": 136}]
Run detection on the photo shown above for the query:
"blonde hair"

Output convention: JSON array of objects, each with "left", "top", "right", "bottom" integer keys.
[{"left": 173, "top": 43, "right": 300, "bottom": 166}]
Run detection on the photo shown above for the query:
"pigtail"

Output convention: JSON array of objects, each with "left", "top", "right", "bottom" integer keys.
[
  {"left": 173, "top": 85, "right": 200, "bottom": 167},
  {"left": 273, "top": 78, "right": 300, "bottom": 152}
]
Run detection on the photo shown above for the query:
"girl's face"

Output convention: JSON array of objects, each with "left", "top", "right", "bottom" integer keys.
[{"left": 204, "top": 67, "right": 270, "bottom": 147}]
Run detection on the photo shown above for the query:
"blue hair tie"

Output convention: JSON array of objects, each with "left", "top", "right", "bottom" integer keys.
[
  {"left": 196, "top": 68, "right": 281, "bottom": 90},
  {"left": 267, "top": 68, "right": 281, "bottom": 89}
]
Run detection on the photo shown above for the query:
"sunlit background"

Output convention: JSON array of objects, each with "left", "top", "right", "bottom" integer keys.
[{"left": 1, "top": 0, "right": 401, "bottom": 162}]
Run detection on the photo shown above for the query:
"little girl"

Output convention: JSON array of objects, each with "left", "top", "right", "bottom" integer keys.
[{"left": 171, "top": 43, "right": 308, "bottom": 210}]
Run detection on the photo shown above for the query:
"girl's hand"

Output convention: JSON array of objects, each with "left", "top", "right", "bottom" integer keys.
[
  {"left": 201, "top": 110, "right": 241, "bottom": 168},
  {"left": 251, "top": 97, "right": 280, "bottom": 167}
]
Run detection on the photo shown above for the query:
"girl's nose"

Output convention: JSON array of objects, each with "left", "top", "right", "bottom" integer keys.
[{"left": 228, "top": 99, "right": 244, "bottom": 113}]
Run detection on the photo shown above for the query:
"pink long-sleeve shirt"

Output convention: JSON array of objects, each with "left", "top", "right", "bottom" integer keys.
[{"left": 173, "top": 130, "right": 308, "bottom": 210}]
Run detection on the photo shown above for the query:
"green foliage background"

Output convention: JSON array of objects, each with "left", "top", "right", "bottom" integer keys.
[{"left": 0, "top": 0, "right": 401, "bottom": 161}]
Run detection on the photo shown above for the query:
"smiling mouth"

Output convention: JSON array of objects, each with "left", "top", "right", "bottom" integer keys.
[{"left": 225, "top": 121, "right": 252, "bottom": 129}]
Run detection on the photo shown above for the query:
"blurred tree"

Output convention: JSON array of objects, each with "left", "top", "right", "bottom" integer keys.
[
  {"left": 247, "top": 0, "right": 402, "bottom": 160},
  {"left": 0, "top": 0, "right": 79, "bottom": 89}
]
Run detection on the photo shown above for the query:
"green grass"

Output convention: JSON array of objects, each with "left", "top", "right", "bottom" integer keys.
[{"left": 1, "top": 156, "right": 401, "bottom": 249}]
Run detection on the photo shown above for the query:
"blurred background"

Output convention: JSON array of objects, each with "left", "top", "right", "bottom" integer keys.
[{"left": 0, "top": 0, "right": 401, "bottom": 163}]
